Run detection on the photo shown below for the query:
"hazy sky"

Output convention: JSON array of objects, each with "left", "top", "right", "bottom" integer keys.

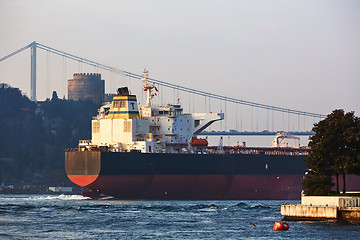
[{"left": 0, "top": 0, "right": 359, "bottom": 131}]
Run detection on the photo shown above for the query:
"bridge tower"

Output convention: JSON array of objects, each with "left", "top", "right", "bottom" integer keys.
[{"left": 30, "top": 41, "right": 37, "bottom": 101}]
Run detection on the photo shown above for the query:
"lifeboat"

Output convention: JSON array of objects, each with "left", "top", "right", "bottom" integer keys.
[
  {"left": 273, "top": 221, "right": 289, "bottom": 231},
  {"left": 191, "top": 137, "right": 208, "bottom": 147}
]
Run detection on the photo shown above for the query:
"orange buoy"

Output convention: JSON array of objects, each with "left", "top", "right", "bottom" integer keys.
[{"left": 273, "top": 221, "right": 289, "bottom": 231}]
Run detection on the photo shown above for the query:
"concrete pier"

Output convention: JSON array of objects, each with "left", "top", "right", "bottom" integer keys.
[{"left": 281, "top": 195, "right": 360, "bottom": 224}]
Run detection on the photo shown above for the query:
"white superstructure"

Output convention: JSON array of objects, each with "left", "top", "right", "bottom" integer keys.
[
  {"left": 88, "top": 70, "right": 224, "bottom": 153},
  {"left": 272, "top": 132, "right": 300, "bottom": 148}
]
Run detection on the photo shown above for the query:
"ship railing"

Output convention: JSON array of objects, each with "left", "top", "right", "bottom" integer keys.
[
  {"left": 206, "top": 146, "right": 309, "bottom": 155},
  {"left": 65, "top": 148, "right": 79, "bottom": 152},
  {"left": 79, "top": 139, "right": 91, "bottom": 144},
  {"left": 65, "top": 146, "right": 109, "bottom": 152}
]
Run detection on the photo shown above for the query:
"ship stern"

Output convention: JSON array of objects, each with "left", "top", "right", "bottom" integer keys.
[{"left": 65, "top": 151, "right": 101, "bottom": 187}]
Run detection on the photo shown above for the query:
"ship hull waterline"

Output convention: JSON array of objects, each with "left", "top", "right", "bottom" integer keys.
[
  {"left": 65, "top": 151, "right": 360, "bottom": 200},
  {"left": 69, "top": 174, "right": 305, "bottom": 200}
]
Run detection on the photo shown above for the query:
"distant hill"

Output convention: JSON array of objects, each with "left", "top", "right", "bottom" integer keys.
[{"left": 0, "top": 83, "right": 99, "bottom": 186}]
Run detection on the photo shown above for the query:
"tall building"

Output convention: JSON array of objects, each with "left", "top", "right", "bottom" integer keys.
[{"left": 68, "top": 73, "right": 105, "bottom": 105}]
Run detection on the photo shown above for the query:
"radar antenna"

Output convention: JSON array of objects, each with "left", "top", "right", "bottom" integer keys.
[{"left": 142, "top": 69, "right": 158, "bottom": 107}]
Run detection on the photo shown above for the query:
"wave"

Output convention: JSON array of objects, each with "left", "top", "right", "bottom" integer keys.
[
  {"left": 189, "top": 203, "right": 219, "bottom": 210},
  {"left": 140, "top": 205, "right": 179, "bottom": 212},
  {"left": 30, "top": 194, "right": 91, "bottom": 201},
  {"left": 232, "top": 201, "right": 248, "bottom": 208},
  {"left": 248, "top": 203, "right": 271, "bottom": 209}
]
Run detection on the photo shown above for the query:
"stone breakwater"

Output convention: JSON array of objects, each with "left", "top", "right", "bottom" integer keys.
[{"left": 281, "top": 195, "right": 360, "bottom": 224}]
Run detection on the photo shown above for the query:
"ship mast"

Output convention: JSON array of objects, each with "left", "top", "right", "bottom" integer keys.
[{"left": 142, "top": 69, "right": 156, "bottom": 107}]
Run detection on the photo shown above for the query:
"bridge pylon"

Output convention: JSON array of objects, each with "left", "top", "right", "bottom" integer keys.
[{"left": 30, "top": 41, "right": 37, "bottom": 102}]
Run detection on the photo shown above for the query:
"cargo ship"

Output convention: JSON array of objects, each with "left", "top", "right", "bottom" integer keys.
[{"left": 64, "top": 70, "right": 356, "bottom": 200}]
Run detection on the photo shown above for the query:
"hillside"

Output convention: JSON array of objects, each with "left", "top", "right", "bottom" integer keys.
[{"left": 0, "top": 83, "right": 99, "bottom": 186}]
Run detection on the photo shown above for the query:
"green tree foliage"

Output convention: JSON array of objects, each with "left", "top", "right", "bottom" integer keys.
[
  {"left": 302, "top": 175, "right": 333, "bottom": 196},
  {"left": 0, "top": 83, "right": 35, "bottom": 118},
  {"left": 304, "top": 109, "right": 360, "bottom": 195},
  {"left": 0, "top": 84, "right": 99, "bottom": 185}
]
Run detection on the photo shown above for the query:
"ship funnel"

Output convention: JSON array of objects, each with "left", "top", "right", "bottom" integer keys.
[
  {"left": 117, "top": 87, "right": 129, "bottom": 96},
  {"left": 107, "top": 89, "right": 139, "bottom": 119}
]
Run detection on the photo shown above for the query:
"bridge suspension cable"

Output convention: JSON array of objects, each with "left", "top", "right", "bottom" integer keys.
[
  {"left": 0, "top": 41, "right": 327, "bottom": 119},
  {"left": 0, "top": 42, "right": 33, "bottom": 63}
]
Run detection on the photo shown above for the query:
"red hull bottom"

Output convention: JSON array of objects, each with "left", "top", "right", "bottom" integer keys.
[
  {"left": 78, "top": 175, "right": 306, "bottom": 200},
  {"left": 72, "top": 174, "right": 360, "bottom": 200}
]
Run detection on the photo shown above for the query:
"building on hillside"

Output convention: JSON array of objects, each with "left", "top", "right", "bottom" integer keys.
[{"left": 68, "top": 73, "right": 105, "bottom": 105}]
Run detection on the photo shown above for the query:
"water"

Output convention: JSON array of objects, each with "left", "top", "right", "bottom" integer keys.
[{"left": 0, "top": 195, "right": 359, "bottom": 239}]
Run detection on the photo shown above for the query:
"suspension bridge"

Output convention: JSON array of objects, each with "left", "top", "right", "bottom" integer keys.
[{"left": 0, "top": 41, "right": 326, "bottom": 135}]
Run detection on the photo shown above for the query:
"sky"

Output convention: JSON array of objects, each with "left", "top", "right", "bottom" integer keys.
[{"left": 0, "top": 0, "right": 359, "bottom": 132}]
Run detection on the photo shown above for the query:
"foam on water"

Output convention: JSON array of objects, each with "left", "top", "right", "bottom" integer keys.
[
  {"left": 30, "top": 194, "right": 91, "bottom": 201},
  {"left": 198, "top": 208, "right": 217, "bottom": 212},
  {"left": 249, "top": 203, "right": 271, "bottom": 209}
]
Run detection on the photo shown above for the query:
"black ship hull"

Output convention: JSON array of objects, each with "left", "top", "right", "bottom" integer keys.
[{"left": 66, "top": 151, "right": 313, "bottom": 200}]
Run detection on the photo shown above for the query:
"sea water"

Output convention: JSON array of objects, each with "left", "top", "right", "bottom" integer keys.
[{"left": 0, "top": 194, "right": 359, "bottom": 239}]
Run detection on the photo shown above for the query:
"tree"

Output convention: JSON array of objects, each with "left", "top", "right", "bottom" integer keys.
[
  {"left": 302, "top": 175, "right": 333, "bottom": 196},
  {"left": 51, "top": 91, "right": 59, "bottom": 101},
  {"left": 304, "top": 109, "right": 360, "bottom": 195},
  {"left": 0, "top": 84, "right": 99, "bottom": 185}
]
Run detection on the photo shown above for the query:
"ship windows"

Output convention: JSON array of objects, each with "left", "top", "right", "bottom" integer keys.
[
  {"left": 113, "top": 101, "right": 126, "bottom": 109},
  {"left": 92, "top": 121, "right": 100, "bottom": 133},
  {"left": 113, "top": 101, "right": 120, "bottom": 108},
  {"left": 195, "top": 120, "right": 200, "bottom": 128},
  {"left": 124, "top": 121, "right": 132, "bottom": 132}
]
